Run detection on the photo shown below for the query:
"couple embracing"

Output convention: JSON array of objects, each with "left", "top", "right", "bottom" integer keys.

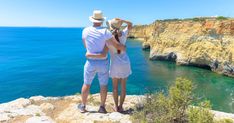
[{"left": 78, "top": 10, "right": 132, "bottom": 113}]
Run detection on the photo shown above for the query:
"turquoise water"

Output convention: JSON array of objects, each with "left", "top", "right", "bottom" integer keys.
[{"left": 0, "top": 27, "right": 233, "bottom": 113}]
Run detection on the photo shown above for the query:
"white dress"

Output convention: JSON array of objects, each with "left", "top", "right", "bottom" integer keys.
[{"left": 107, "top": 27, "right": 132, "bottom": 78}]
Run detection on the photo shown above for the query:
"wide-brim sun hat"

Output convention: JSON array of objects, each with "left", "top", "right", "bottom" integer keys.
[
  {"left": 106, "top": 18, "right": 122, "bottom": 31},
  {"left": 89, "top": 10, "right": 106, "bottom": 23}
]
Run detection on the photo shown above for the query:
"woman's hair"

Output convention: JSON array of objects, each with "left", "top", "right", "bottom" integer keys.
[{"left": 112, "top": 29, "right": 121, "bottom": 54}]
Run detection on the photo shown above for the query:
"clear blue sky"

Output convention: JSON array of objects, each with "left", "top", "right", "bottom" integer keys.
[{"left": 0, "top": 0, "right": 234, "bottom": 27}]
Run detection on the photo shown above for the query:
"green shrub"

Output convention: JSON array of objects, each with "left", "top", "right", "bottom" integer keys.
[
  {"left": 132, "top": 78, "right": 215, "bottom": 123},
  {"left": 215, "top": 118, "right": 234, "bottom": 123},
  {"left": 216, "top": 16, "right": 228, "bottom": 20},
  {"left": 35, "top": 113, "right": 41, "bottom": 117},
  {"left": 188, "top": 101, "right": 214, "bottom": 123},
  {"left": 192, "top": 17, "right": 206, "bottom": 22}
]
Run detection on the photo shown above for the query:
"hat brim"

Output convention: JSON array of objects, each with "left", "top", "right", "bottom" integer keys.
[
  {"left": 89, "top": 16, "right": 106, "bottom": 23},
  {"left": 106, "top": 20, "right": 119, "bottom": 30}
]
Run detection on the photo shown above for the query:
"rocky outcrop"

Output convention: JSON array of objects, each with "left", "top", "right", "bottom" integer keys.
[
  {"left": 0, "top": 94, "right": 233, "bottom": 123},
  {"left": 0, "top": 94, "right": 144, "bottom": 123},
  {"left": 129, "top": 18, "right": 234, "bottom": 77}
]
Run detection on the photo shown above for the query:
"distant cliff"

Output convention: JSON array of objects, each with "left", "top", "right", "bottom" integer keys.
[{"left": 129, "top": 17, "right": 234, "bottom": 77}]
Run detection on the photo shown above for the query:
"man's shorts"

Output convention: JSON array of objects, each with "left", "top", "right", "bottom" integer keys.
[{"left": 84, "top": 59, "right": 109, "bottom": 86}]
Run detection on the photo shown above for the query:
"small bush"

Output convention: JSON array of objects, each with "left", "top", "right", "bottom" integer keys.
[
  {"left": 132, "top": 78, "right": 215, "bottom": 123},
  {"left": 35, "top": 113, "right": 41, "bottom": 117},
  {"left": 192, "top": 17, "right": 206, "bottom": 22},
  {"left": 215, "top": 118, "right": 234, "bottom": 123},
  {"left": 216, "top": 16, "right": 228, "bottom": 20},
  {"left": 188, "top": 101, "right": 214, "bottom": 123}
]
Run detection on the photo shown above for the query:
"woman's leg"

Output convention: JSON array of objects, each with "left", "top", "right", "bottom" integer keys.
[
  {"left": 112, "top": 78, "right": 119, "bottom": 111},
  {"left": 119, "top": 78, "right": 127, "bottom": 111}
]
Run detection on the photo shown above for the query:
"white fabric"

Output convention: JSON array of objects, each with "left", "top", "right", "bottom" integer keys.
[
  {"left": 107, "top": 27, "right": 132, "bottom": 78},
  {"left": 82, "top": 26, "right": 112, "bottom": 59}
]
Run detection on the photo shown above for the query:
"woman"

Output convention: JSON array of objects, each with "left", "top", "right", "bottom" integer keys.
[{"left": 86, "top": 18, "right": 132, "bottom": 112}]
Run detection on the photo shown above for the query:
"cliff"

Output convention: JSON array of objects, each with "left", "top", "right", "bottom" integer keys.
[
  {"left": 129, "top": 18, "right": 234, "bottom": 77},
  {"left": 0, "top": 94, "right": 234, "bottom": 123}
]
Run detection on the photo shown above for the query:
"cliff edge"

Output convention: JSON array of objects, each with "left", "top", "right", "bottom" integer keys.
[
  {"left": 0, "top": 94, "right": 234, "bottom": 123},
  {"left": 129, "top": 17, "right": 234, "bottom": 77}
]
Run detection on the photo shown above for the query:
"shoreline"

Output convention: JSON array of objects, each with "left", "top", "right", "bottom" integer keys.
[{"left": 0, "top": 93, "right": 233, "bottom": 123}]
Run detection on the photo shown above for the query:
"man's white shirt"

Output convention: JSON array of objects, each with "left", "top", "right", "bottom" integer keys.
[{"left": 82, "top": 26, "right": 112, "bottom": 58}]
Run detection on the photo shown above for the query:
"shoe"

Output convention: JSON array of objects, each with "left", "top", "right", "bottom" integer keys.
[
  {"left": 98, "top": 106, "right": 107, "bottom": 113},
  {"left": 118, "top": 106, "right": 124, "bottom": 113},
  {"left": 78, "top": 103, "right": 87, "bottom": 113}
]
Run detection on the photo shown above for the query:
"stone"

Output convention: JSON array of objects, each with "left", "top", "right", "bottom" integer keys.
[
  {"left": 25, "top": 116, "right": 55, "bottom": 123},
  {"left": 29, "top": 96, "right": 45, "bottom": 102},
  {"left": 40, "top": 103, "right": 55, "bottom": 111}
]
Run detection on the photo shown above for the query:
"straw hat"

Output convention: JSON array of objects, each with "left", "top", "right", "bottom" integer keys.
[
  {"left": 89, "top": 10, "right": 106, "bottom": 23},
  {"left": 106, "top": 18, "right": 122, "bottom": 30}
]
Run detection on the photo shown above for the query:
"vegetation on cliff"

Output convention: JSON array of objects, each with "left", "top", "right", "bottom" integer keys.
[{"left": 132, "top": 78, "right": 233, "bottom": 123}]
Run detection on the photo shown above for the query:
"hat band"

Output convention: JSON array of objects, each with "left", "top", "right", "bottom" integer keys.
[
  {"left": 92, "top": 16, "right": 104, "bottom": 21},
  {"left": 111, "top": 24, "right": 119, "bottom": 30}
]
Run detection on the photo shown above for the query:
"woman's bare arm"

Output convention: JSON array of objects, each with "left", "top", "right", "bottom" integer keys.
[
  {"left": 86, "top": 45, "right": 109, "bottom": 58},
  {"left": 115, "top": 18, "right": 132, "bottom": 30}
]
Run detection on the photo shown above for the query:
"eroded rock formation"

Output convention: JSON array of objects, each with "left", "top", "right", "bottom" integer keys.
[{"left": 129, "top": 18, "right": 234, "bottom": 77}]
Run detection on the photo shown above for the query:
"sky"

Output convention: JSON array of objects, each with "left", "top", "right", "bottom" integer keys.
[{"left": 0, "top": 0, "right": 234, "bottom": 27}]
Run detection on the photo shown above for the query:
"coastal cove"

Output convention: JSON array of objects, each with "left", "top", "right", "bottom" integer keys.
[{"left": 0, "top": 27, "right": 234, "bottom": 114}]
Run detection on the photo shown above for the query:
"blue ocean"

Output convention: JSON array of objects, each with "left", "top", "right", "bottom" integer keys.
[{"left": 0, "top": 27, "right": 233, "bottom": 113}]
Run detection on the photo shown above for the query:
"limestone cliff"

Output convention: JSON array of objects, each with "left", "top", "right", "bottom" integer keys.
[{"left": 129, "top": 18, "right": 234, "bottom": 77}]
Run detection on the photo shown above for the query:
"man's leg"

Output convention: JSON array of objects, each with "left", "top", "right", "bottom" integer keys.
[
  {"left": 112, "top": 78, "right": 119, "bottom": 111},
  {"left": 78, "top": 61, "right": 95, "bottom": 113},
  {"left": 100, "top": 85, "right": 107, "bottom": 106},
  {"left": 81, "top": 84, "right": 91, "bottom": 105},
  {"left": 97, "top": 61, "right": 109, "bottom": 113}
]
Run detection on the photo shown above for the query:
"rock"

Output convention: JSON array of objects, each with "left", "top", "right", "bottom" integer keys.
[
  {"left": 109, "top": 112, "right": 131, "bottom": 123},
  {"left": 129, "top": 19, "right": 234, "bottom": 77},
  {"left": 30, "top": 96, "right": 45, "bottom": 102},
  {"left": 25, "top": 116, "right": 55, "bottom": 123},
  {"left": 40, "top": 103, "right": 55, "bottom": 111},
  {"left": 0, "top": 113, "right": 10, "bottom": 122},
  {"left": 8, "top": 98, "right": 31, "bottom": 108},
  {"left": 142, "top": 42, "right": 150, "bottom": 50}
]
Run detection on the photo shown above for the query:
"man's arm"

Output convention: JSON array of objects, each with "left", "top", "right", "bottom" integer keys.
[
  {"left": 82, "top": 38, "right": 86, "bottom": 48},
  {"left": 107, "top": 37, "right": 126, "bottom": 51}
]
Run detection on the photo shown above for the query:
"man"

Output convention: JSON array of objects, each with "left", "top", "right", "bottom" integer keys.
[{"left": 78, "top": 10, "right": 125, "bottom": 113}]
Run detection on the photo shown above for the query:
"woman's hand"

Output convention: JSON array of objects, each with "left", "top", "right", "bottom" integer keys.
[
  {"left": 85, "top": 52, "right": 92, "bottom": 58},
  {"left": 85, "top": 52, "right": 107, "bottom": 59},
  {"left": 115, "top": 18, "right": 132, "bottom": 30}
]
